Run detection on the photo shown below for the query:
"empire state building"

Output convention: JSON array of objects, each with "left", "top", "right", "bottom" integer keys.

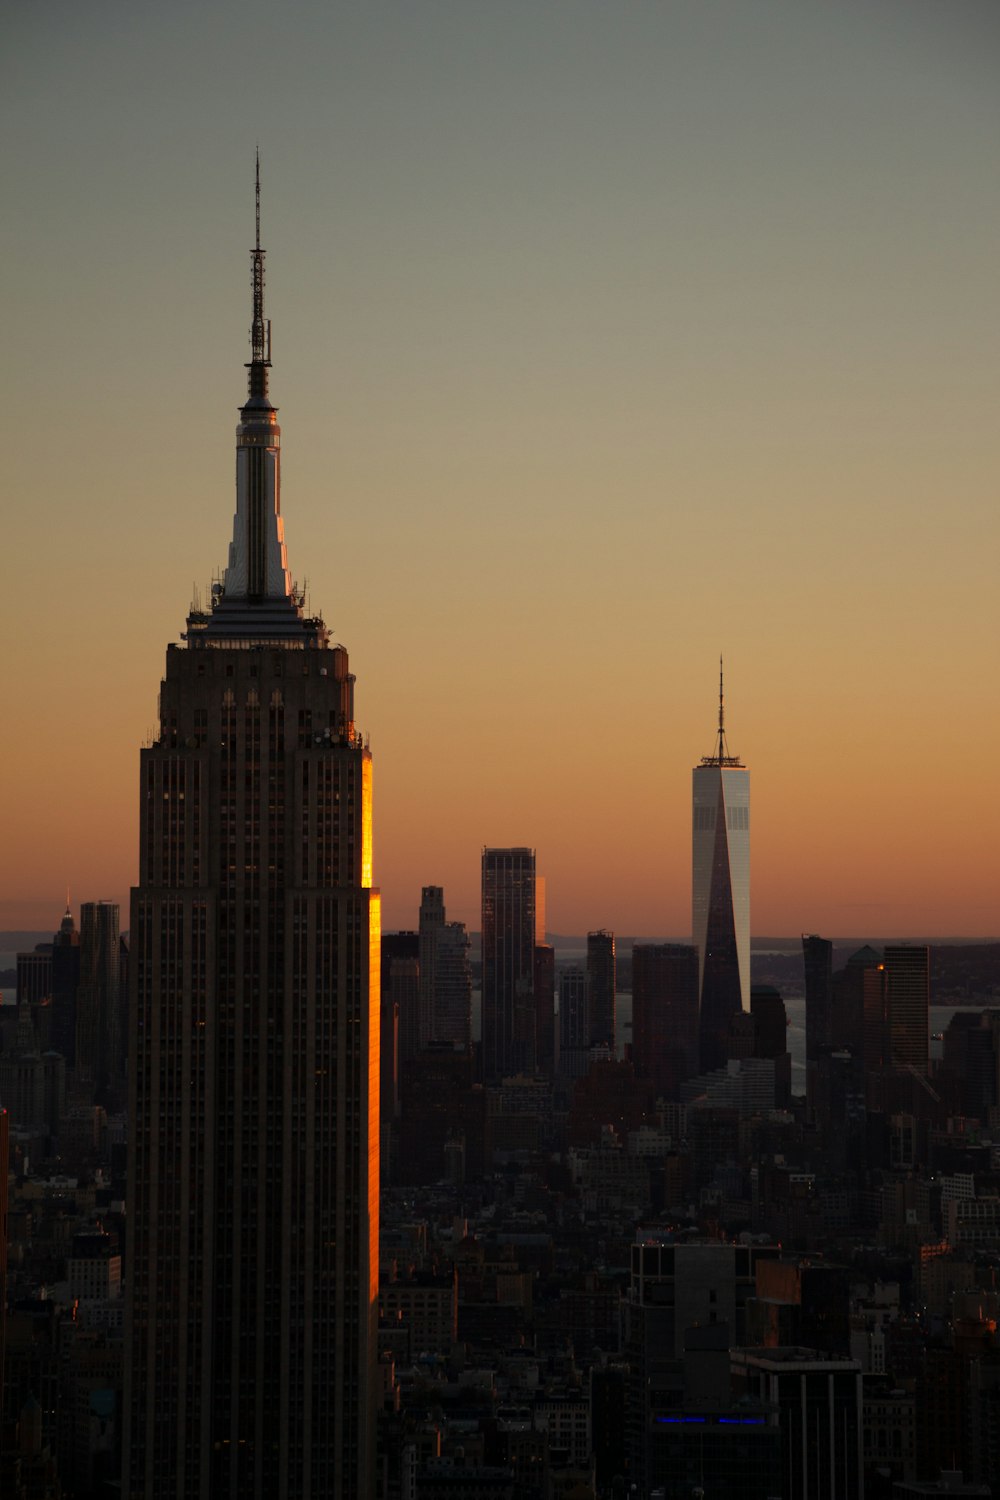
[{"left": 124, "top": 167, "right": 379, "bottom": 1500}]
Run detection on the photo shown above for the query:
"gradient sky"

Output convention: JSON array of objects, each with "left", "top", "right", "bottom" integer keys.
[{"left": 2, "top": 0, "right": 998, "bottom": 937}]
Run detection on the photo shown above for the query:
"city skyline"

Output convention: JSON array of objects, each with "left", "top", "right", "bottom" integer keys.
[{"left": 3, "top": 2, "right": 999, "bottom": 937}]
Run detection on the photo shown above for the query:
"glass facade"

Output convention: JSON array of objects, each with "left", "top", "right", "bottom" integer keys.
[{"left": 692, "top": 761, "right": 750, "bottom": 1069}]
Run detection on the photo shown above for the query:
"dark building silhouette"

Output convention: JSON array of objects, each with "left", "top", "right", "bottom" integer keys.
[
  {"left": 533, "top": 942, "right": 555, "bottom": 1078},
  {"left": 433, "top": 919, "right": 473, "bottom": 1051},
  {"left": 397, "top": 1044, "right": 483, "bottom": 1186},
  {"left": 586, "top": 929, "right": 615, "bottom": 1052},
  {"left": 884, "top": 944, "right": 930, "bottom": 1074},
  {"left": 416, "top": 888, "right": 472, "bottom": 1051},
  {"left": 942, "top": 1009, "right": 1000, "bottom": 1118},
  {"left": 481, "top": 847, "right": 538, "bottom": 1081},
  {"left": 380, "top": 931, "right": 418, "bottom": 1131},
  {"left": 832, "top": 944, "right": 885, "bottom": 1067},
  {"left": 751, "top": 982, "right": 791, "bottom": 1107},
  {"left": 746, "top": 1258, "right": 851, "bottom": 1353},
  {"left": 124, "top": 167, "right": 379, "bottom": 1499},
  {"left": 393, "top": 957, "right": 421, "bottom": 1067},
  {"left": 50, "top": 907, "right": 81, "bottom": 1067},
  {"left": 418, "top": 885, "right": 445, "bottom": 1048},
  {"left": 731, "top": 1347, "right": 863, "bottom": 1499},
  {"left": 632, "top": 942, "right": 700, "bottom": 1100},
  {"left": 559, "top": 966, "right": 588, "bottom": 1054},
  {"left": 76, "top": 901, "right": 121, "bottom": 1095},
  {"left": 15, "top": 946, "right": 52, "bottom": 1008},
  {"left": 803, "top": 932, "right": 833, "bottom": 1061},
  {"left": 566, "top": 1059, "right": 652, "bottom": 1148}
]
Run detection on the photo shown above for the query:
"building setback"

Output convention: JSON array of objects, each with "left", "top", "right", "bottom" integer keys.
[{"left": 123, "top": 164, "right": 379, "bottom": 1500}]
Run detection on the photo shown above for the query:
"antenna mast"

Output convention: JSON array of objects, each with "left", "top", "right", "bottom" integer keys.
[
  {"left": 700, "top": 653, "right": 743, "bottom": 767},
  {"left": 247, "top": 149, "right": 270, "bottom": 397},
  {"left": 717, "top": 654, "right": 726, "bottom": 761}
]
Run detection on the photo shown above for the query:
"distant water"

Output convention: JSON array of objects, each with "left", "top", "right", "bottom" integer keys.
[{"left": 3, "top": 947, "right": 976, "bottom": 1097}]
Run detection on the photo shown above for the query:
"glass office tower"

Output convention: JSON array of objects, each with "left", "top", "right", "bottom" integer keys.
[{"left": 692, "top": 663, "right": 749, "bottom": 1071}]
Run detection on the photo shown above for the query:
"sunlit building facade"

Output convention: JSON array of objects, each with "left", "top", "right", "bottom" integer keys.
[
  {"left": 124, "top": 169, "right": 379, "bottom": 1500},
  {"left": 692, "top": 665, "right": 749, "bottom": 1072}
]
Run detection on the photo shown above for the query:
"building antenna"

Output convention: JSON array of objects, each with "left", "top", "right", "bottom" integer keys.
[
  {"left": 701, "top": 653, "right": 742, "bottom": 767},
  {"left": 247, "top": 148, "right": 270, "bottom": 397},
  {"left": 717, "top": 653, "right": 726, "bottom": 761}
]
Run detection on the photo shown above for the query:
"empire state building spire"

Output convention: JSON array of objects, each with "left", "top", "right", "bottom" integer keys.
[
  {"left": 246, "top": 149, "right": 271, "bottom": 401},
  {"left": 189, "top": 157, "right": 325, "bottom": 642}
]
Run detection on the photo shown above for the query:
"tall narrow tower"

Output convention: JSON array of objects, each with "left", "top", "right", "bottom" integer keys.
[
  {"left": 692, "top": 661, "right": 750, "bottom": 1072},
  {"left": 481, "top": 847, "right": 538, "bottom": 1081},
  {"left": 124, "top": 162, "right": 380, "bottom": 1500}
]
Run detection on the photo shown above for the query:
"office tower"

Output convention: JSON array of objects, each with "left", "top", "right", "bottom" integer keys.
[
  {"left": 414, "top": 886, "right": 472, "bottom": 1051},
  {"left": 76, "top": 901, "right": 121, "bottom": 1095},
  {"left": 533, "top": 942, "right": 555, "bottom": 1077},
  {"left": 558, "top": 966, "right": 589, "bottom": 1078},
  {"left": 631, "top": 942, "right": 700, "bottom": 1100},
  {"left": 559, "top": 966, "right": 588, "bottom": 1050},
  {"left": 50, "top": 905, "right": 80, "bottom": 1066},
  {"left": 380, "top": 930, "right": 418, "bottom": 1129},
  {"left": 481, "top": 847, "right": 538, "bottom": 1081},
  {"left": 731, "top": 1347, "right": 863, "bottom": 1500},
  {"left": 586, "top": 929, "right": 616, "bottom": 1052},
  {"left": 831, "top": 944, "right": 886, "bottom": 1068},
  {"left": 692, "top": 661, "right": 750, "bottom": 1071},
  {"left": 884, "top": 944, "right": 930, "bottom": 1074},
  {"left": 392, "top": 957, "right": 421, "bottom": 1065},
  {"left": 802, "top": 933, "right": 833, "bottom": 1061},
  {"left": 625, "top": 1236, "right": 780, "bottom": 1491},
  {"left": 16, "top": 945, "right": 52, "bottom": 1007},
  {"left": 750, "top": 983, "right": 791, "bottom": 1107},
  {"left": 0, "top": 1026, "right": 65, "bottom": 1134},
  {"left": 433, "top": 920, "right": 473, "bottom": 1051},
  {"left": 124, "top": 167, "right": 379, "bottom": 1500},
  {"left": 418, "top": 885, "right": 445, "bottom": 1048}
]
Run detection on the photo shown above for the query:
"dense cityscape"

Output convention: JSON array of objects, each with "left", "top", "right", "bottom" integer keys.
[{"left": 1, "top": 154, "right": 999, "bottom": 1500}]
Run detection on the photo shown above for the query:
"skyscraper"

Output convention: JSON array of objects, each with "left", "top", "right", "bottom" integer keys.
[
  {"left": 559, "top": 965, "right": 589, "bottom": 1063},
  {"left": 76, "top": 900, "right": 121, "bottom": 1096},
  {"left": 884, "top": 944, "right": 930, "bottom": 1074},
  {"left": 802, "top": 933, "right": 834, "bottom": 1063},
  {"left": 433, "top": 919, "right": 473, "bottom": 1051},
  {"left": 50, "top": 905, "right": 80, "bottom": 1068},
  {"left": 587, "top": 928, "right": 616, "bottom": 1053},
  {"left": 418, "top": 885, "right": 445, "bottom": 1048},
  {"left": 631, "top": 942, "right": 700, "bottom": 1099},
  {"left": 692, "top": 661, "right": 750, "bottom": 1071},
  {"left": 124, "top": 165, "right": 379, "bottom": 1500},
  {"left": 416, "top": 885, "right": 472, "bottom": 1051},
  {"left": 481, "top": 847, "right": 538, "bottom": 1081}
]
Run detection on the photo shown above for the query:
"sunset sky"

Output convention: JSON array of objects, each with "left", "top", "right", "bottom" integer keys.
[{"left": 2, "top": 0, "right": 998, "bottom": 938}]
